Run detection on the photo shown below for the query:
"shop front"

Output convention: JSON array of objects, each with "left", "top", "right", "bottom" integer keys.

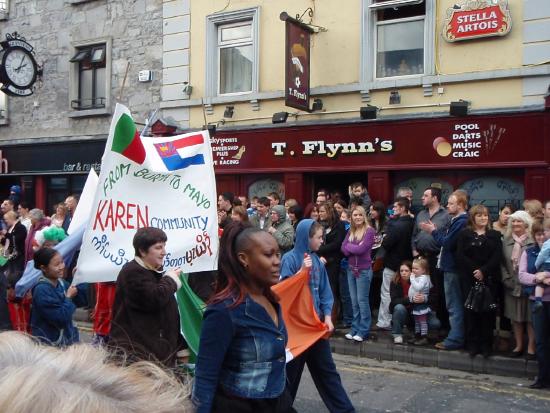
[
  {"left": 0, "top": 139, "right": 105, "bottom": 212},
  {"left": 212, "top": 109, "right": 550, "bottom": 215}
]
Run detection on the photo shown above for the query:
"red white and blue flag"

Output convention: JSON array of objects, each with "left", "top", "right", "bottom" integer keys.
[{"left": 153, "top": 134, "right": 205, "bottom": 171}]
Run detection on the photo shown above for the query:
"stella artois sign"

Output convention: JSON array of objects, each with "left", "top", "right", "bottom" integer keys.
[{"left": 443, "top": 0, "right": 512, "bottom": 42}]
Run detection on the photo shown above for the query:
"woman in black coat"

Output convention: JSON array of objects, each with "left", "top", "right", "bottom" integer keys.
[
  {"left": 318, "top": 202, "right": 347, "bottom": 321},
  {"left": 456, "top": 205, "right": 502, "bottom": 358},
  {"left": 2, "top": 211, "right": 28, "bottom": 288}
]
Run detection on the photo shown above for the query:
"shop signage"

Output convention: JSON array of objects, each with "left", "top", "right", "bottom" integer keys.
[
  {"left": 0, "top": 140, "right": 104, "bottom": 175},
  {"left": 443, "top": 0, "right": 512, "bottom": 42},
  {"left": 281, "top": 12, "right": 314, "bottom": 112},
  {"left": 211, "top": 112, "right": 547, "bottom": 173}
]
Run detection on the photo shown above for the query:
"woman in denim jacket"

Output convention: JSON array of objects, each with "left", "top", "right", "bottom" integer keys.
[{"left": 193, "top": 222, "right": 294, "bottom": 413}]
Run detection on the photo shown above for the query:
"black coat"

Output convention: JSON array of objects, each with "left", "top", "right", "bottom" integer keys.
[
  {"left": 381, "top": 215, "right": 414, "bottom": 271},
  {"left": 110, "top": 260, "right": 185, "bottom": 367},
  {"left": 318, "top": 220, "right": 347, "bottom": 266},
  {"left": 455, "top": 228, "right": 502, "bottom": 297},
  {"left": 2, "top": 222, "right": 27, "bottom": 287}
]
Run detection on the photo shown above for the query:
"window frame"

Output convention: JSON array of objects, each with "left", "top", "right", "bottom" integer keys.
[
  {"left": 217, "top": 21, "right": 254, "bottom": 96},
  {"left": 68, "top": 37, "right": 112, "bottom": 118},
  {"left": 205, "top": 7, "right": 260, "bottom": 99},
  {"left": 374, "top": 14, "right": 426, "bottom": 80},
  {"left": 361, "top": 0, "right": 435, "bottom": 88},
  {"left": 0, "top": 0, "right": 8, "bottom": 20},
  {"left": 0, "top": 90, "right": 7, "bottom": 126}
]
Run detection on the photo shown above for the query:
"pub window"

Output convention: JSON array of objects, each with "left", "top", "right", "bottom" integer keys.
[
  {"left": 218, "top": 22, "right": 253, "bottom": 95},
  {"left": 70, "top": 44, "right": 106, "bottom": 110},
  {"left": 205, "top": 7, "right": 259, "bottom": 98},
  {"left": 371, "top": 0, "right": 425, "bottom": 78},
  {"left": 0, "top": 0, "right": 8, "bottom": 19},
  {"left": 0, "top": 89, "right": 7, "bottom": 123}
]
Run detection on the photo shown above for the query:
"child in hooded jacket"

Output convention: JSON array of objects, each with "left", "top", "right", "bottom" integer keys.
[{"left": 280, "top": 219, "right": 355, "bottom": 413}]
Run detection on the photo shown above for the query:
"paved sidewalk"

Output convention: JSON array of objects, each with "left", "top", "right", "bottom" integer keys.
[
  {"left": 329, "top": 329, "right": 538, "bottom": 379},
  {"left": 75, "top": 308, "right": 538, "bottom": 379}
]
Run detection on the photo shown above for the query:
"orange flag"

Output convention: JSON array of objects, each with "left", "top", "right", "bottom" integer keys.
[{"left": 272, "top": 268, "right": 329, "bottom": 362}]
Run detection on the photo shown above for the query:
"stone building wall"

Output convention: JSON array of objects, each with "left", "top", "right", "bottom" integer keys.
[{"left": 0, "top": 0, "right": 163, "bottom": 142}]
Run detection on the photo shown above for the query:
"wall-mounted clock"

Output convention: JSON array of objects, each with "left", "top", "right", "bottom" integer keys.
[{"left": 0, "top": 32, "right": 41, "bottom": 97}]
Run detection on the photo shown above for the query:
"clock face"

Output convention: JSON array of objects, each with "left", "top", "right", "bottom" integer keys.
[{"left": 3, "top": 47, "right": 37, "bottom": 88}]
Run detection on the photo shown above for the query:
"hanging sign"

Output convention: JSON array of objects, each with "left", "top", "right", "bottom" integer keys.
[
  {"left": 281, "top": 12, "right": 314, "bottom": 112},
  {"left": 443, "top": 0, "right": 512, "bottom": 42}
]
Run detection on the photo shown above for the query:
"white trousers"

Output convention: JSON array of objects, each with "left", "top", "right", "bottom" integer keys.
[{"left": 376, "top": 267, "right": 396, "bottom": 328}]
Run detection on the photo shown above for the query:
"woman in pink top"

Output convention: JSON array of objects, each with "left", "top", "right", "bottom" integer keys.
[
  {"left": 341, "top": 206, "right": 375, "bottom": 342},
  {"left": 519, "top": 220, "right": 550, "bottom": 389}
]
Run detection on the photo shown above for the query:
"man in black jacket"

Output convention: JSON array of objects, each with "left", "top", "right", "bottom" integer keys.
[{"left": 376, "top": 197, "right": 415, "bottom": 330}]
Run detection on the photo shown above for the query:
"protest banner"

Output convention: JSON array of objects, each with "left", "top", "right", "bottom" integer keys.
[{"left": 73, "top": 104, "right": 218, "bottom": 284}]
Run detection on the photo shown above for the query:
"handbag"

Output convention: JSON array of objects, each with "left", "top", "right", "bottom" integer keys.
[{"left": 464, "top": 281, "right": 497, "bottom": 313}]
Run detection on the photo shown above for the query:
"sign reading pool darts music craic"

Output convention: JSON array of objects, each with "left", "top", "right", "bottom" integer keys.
[{"left": 443, "top": 0, "right": 512, "bottom": 42}]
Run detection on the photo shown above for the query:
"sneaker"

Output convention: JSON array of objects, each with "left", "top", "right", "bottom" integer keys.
[
  {"left": 393, "top": 335, "right": 403, "bottom": 344},
  {"left": 352, "top": 335, "right": 364, "bottom": 342},
  {"left": 344, "top": 333, "right": 354, "bottom": 340}
]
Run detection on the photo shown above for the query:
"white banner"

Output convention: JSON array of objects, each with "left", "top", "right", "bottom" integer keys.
[{"left": 73, "top": 104, "right": 218, "bottom": 284}]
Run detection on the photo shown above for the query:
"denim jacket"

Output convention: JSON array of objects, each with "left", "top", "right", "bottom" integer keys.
[{"left": 192, "top": 296, "right": 287, "bottom": 413}]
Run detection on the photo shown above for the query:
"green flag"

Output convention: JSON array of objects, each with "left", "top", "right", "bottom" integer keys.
[{"left": 176, "top": 273, "right": 205, "bottom": 363}]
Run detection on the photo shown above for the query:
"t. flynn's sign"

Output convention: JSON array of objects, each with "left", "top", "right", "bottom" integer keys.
[{"left": 443, "top": 0, "right": 512, "bottom": 42}]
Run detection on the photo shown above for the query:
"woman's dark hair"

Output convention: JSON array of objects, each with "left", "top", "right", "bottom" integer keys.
[
  {"left": 532, "top": 219, "right": 545, "bottom": 239},
  {"left": 34, "top": 247, "right": 60, "bottom": 270},
  {"left": 303, "top": 203, "right": 318, "bottom": 219},
  {"left": 466, "top": 204, "right": 490, "bottom": 231},
  {"left": 369, "top": 201, "right": 387, "bottom": 232},
  {"left": 319, "top": 202, "right": 338, "bottom": 229},
  {"left": 392, "top": 260, "right": 412, "bottom": 284},
  {"left": 210, "top": 221, "right": 278, "bottom": 307},
  {"left": 335, "top": 199, "right": 348, "bottom": 209},
  {"left": 500, "top": 203, "right": 516, "bottom": 214},
  {"left": 288, "top": 204, "right": 303, "bottom": 221},
  {"left": 133, "top": 227, "right": 167, "bottom": 257}
]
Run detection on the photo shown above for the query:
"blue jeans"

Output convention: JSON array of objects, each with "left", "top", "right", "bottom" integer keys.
[
  {"left": 531, "top": 300, "right": 550, "bottom": 384},
  {"left": 391, "top": 304, "right": 441, "bottom": 335},
  {"left": 286, "top": 338, "right": 355, "bottom": 412},
  {"left": 443, "top": 271, "right": 464, "bottom": 348},
  {"left": 347, "top": 268, "right": 372, "bottom": 339},
  {"left": 339, "top": 266, "right": 353, "bottom": 325}
]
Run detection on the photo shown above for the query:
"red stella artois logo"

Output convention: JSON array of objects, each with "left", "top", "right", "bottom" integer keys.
[{"left": 443, "top": 0, "right": 512, "bottom": 42}]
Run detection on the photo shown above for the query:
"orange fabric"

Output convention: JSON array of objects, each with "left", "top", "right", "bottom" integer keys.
[{"left": 272, "top": 268, "right": 328, "bottom": 360}]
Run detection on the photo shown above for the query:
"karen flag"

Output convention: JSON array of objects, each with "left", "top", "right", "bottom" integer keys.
[{"left": 153, "top": 134, "right": 205, "bottom": 171}]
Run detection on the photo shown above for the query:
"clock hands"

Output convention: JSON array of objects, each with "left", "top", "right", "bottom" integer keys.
[{"left": 14, "top": 55, "right": 28, "bottom": 73}]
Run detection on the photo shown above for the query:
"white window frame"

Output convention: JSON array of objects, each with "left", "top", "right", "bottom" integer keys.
[
  {"left": 361, "top": 0, "right": 435, "bottom": 88},
  {"left": 68, "top": 37, "right": 112, "bottom": 118},
  {"left": 0, "top": 91, "right": 7, "bottom": 126},
  {"left": 217, "top": 21, "right": 254, "bottom": 96},
  {"left": 374, "top": 15, "right": 426, "bottom": 80},
  {"left": 0, "top": 0, "right": 9, "bottom": 20},
  {"left": 205, "top": 7, "right": 259, "bottom": 98}
]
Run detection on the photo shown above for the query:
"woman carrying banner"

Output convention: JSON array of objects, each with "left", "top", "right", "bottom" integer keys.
[
  {"left": 109, "top": 227, "right": 188, "bottom": 368},
  {"left": 280, "top": 219, "right": 355, "bottom": 413},
  {"left": 193, "top": 222, "right": 294, "bottom": 413}
]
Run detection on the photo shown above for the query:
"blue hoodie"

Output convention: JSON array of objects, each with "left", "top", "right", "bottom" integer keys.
[
  {"left": 431, "top": 212, "right": 468, "bottom": 273},
  {"left": 280, "top": 219, "right": 333, "bottom": 319}
]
